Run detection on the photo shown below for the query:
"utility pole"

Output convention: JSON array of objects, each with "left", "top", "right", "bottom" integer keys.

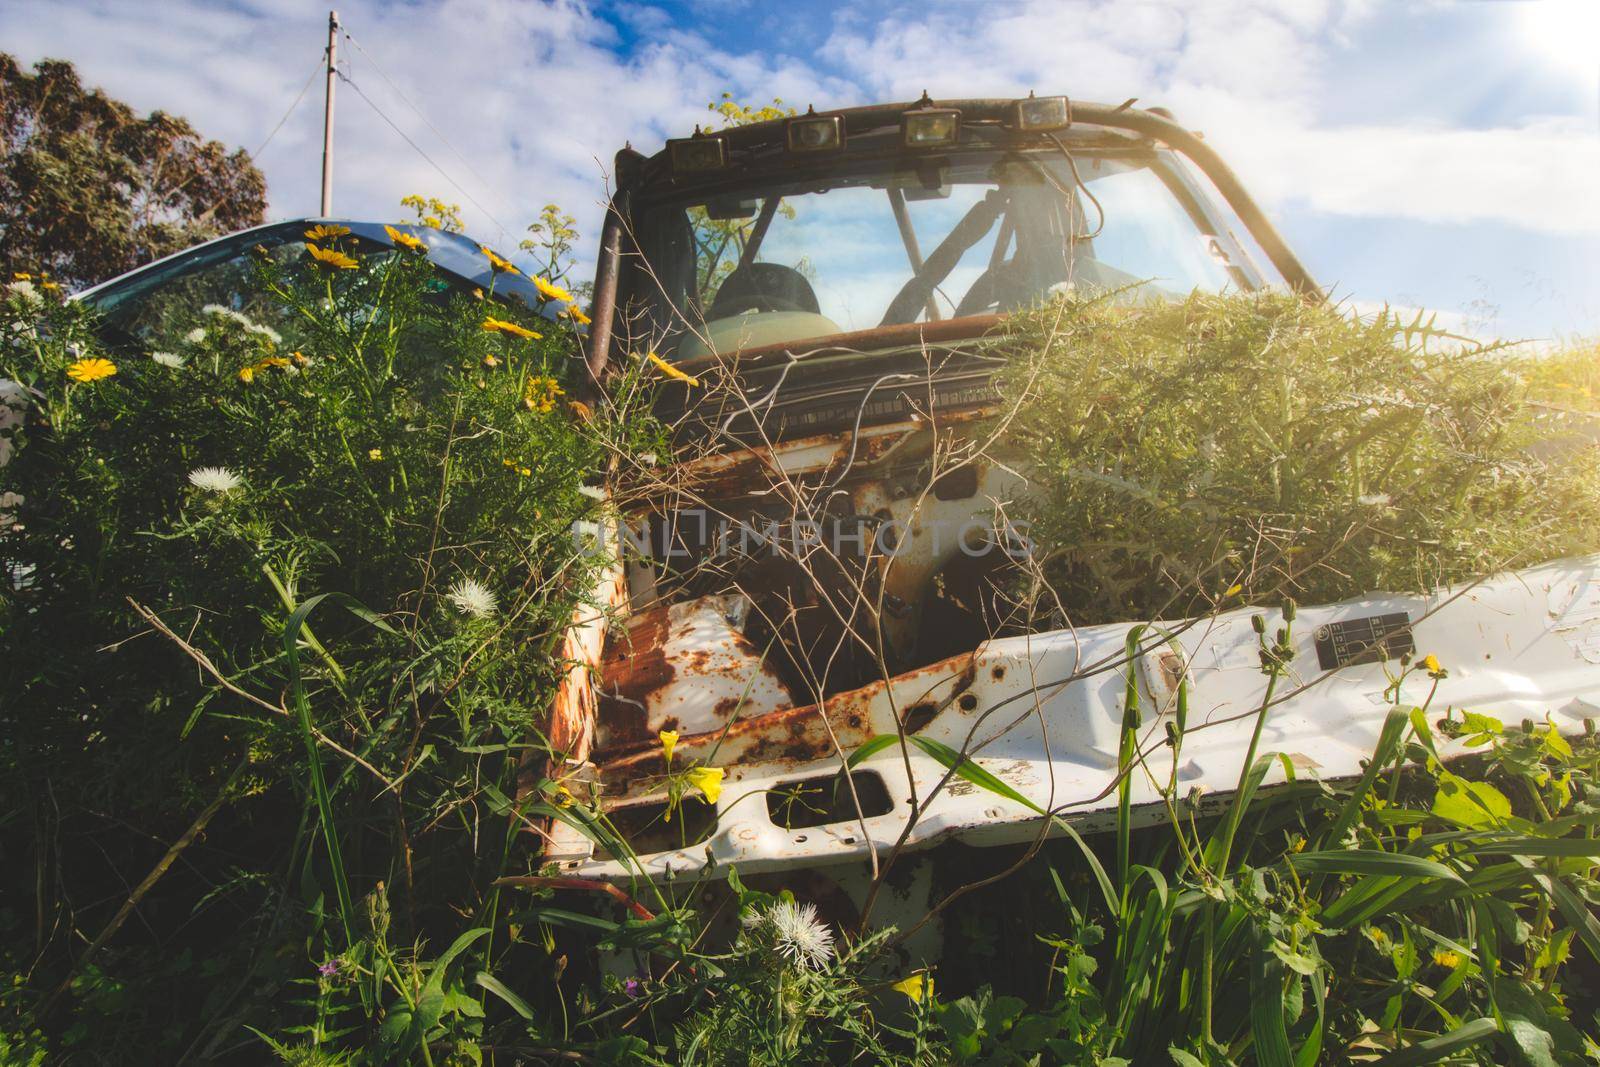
[{"left": 319, "top": 10, "right": 339, "bottom": 217}]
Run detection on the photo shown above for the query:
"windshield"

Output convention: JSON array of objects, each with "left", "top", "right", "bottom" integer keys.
[
  {"left": 628, "top": 148, "right": 1247, "bottom": 360},
  {"left": 81, "top": 223, "right": 544, "bottom": 355}
]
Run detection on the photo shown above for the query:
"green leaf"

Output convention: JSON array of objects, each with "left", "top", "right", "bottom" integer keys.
[
  {"left": 1370, "top": 1017, "right": 1499, "bottom": 1067},
  {"left": 1288, "top": 850, "right": 1463, "bottom": 884},
  {"left": 844, "top": 733, "right": 903, "bottom": 767},
  {"left": 1430, "top": 773, "right": 1512, "bottom": 829},
  {"left": 1472, "top": 837, "right": 1600, "bottom": 857},
  {"left": 282, "top": 591, "right": 395, "bottom": 946},
  {"left": 474, "top": 972, "right": 535, "bottom": 1021},
  {"left": 892, "top": 734, "right": 1120, "bottom": 917},
  {"left": 1321, "top": 706, "right": 1410, "bottom": 850},
  {"left": 1250, "top": 931, "right": 1294, "bottom": 1067}
]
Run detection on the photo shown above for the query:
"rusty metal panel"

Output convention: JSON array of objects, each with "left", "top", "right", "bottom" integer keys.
[{"left": 553, "top": 557, "right": 1600, "bottom": 880}]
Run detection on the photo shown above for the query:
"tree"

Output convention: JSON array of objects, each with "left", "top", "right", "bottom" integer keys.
[{"left": 0, "top": 54, "right": 267, "bottom": 290}]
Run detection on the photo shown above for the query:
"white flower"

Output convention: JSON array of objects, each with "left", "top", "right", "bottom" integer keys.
[
  {"left": 246, "top": 322, "right": 283, "bottom": 345},
  {"left": 5, "top": 280, "right": 39, "bottom": 304},
  {"left": 447, "top": 577, "right": 498, "bottom": 619},
  {"left": 188, "top": 466, "right": 242, "bottom": 493},
  {"left": 1357, "top": 493, "right": 1392, "bottom": 507},
  {"left": 577, "top": 484, "right": 606, "bottom": 501},
  {"left": 765, "top": 900, "right": 835, "bottom": 970},
  {"left": 201, "top": 304, "right": 229, "bottom": 318},
  {"left": 150, "top": 351, "right": 186, "bottom": 368},
  {"left": 185, "top": 328, "right": 207, "bottom": 344},
  {"left": 638, "top": 452, "right": 658, "bottom": 467}
]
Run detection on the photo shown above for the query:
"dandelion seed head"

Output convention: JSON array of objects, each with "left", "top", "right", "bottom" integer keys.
[
  {"left": 447, "top": 577, "right": 497, "bottom": 619},
  {"left": 188, "top": 466, "right": 242, "bottom": 493}
]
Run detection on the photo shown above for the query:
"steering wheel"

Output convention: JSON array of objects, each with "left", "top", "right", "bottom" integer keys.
[
  {"left": 708, "top": 290, "right": 812, "bottom": 318},
  {"left": 953, "top": 266, "right": 1003, "bottom": 318}
]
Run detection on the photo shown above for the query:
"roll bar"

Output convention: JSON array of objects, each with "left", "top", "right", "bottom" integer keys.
[{"left": 584, "top": 98, "right": 1320, "bottom": 384}]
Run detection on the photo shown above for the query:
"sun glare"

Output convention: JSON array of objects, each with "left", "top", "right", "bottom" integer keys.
[{"left": 1516, "top": 0, "right": 1600, "bottom": 79}]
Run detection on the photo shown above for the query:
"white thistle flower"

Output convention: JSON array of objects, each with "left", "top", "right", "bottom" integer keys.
[
  {"left": 151, "top": 351, "right": 186, "bottom": 368},
  {"left": 188, "top": 466, "right": 242, "bottom": 493},
  {"left": 765, "top": 900, "right": 835, "bottom": 970},
  {"left": 5, "top": 280, "right": 39, "bottom": 303},
  {"left": 185, "top": 327, "right": 207, "bottom": 344},
  {"left": 201, "top": 304, "right": 229, "bottom": 318},
  {"left": 1357, "top": 493, "right": 1392, "bottom": 507},
  {"left": 246, "top": 322, "right": 283, "bottom": 345},
  {"left": 447, "top": 577, "right": 498, "bottom": 619},
  {"left": 577, "top": 484, "right": 606, "bottom": 501}
]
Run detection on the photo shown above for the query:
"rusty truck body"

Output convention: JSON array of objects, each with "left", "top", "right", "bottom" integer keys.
[{"left": 535, "top": 96, "right": 1600, "bottom": 916}]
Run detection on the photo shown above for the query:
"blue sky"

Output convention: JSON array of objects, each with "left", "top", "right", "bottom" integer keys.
[{"left": 2, "top": 0, "right": 1596, "bottom": 341}]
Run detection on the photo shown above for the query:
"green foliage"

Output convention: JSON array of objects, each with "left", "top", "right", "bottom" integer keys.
[
  {"left": 916, "top": 618, "right": 1600, "bottom": 1066},
  {"left": 0, "top": 53, "right": 267, "bottom": 289},
  {"left": 1007, "top": 292, "right": 1600, "bottom": 624},
  {"left": 0, "top": 219, "right": 661, "bottom": 1062},
  {"left": 5, "top": 236, "right": 1600, "bottom": 1066}
]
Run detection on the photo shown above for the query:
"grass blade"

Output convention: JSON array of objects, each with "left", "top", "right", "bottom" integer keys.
[{"left": 1371, "top": 1017, "right": 1499, "bottom": 1067}]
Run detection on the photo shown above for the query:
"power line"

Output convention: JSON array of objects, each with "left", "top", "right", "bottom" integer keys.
[
  {"left": 341, "top": 29, "right": 522, "bottom": 228},
  {"left": 335, "top": 68, "right": 517, "bottom": 247},
  {"left": 250, "top": 52, "right": 324, "bottom": 162}
]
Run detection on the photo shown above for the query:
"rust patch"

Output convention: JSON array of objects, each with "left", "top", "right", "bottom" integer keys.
[
  {"left": 901, "top": 703, "right": 936, "bottom": 733},
  {"left": 596, "top": 648, "right": 981, "bottom": 798}
]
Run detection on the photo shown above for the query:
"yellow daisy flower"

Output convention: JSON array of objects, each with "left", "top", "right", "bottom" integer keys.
[
  {"left": 305, "top": 223, "right": 351, "bottom": 241},
  {"left": 533, "top": 276, "right": 574, "bottom": 303},
  {"left": 1432, "top": 949, "right": 1462, "bottom": 969},
  {"left": 307, "top": 243, "right": 359, "bottom": 270},
  {"left": 1422, "top": 654, "right": 1442, "bottom": 674},
  {"left": 66, "top": 357, "right": 117, "bottom": 383},
  {"left": 368, "top": 448, "right": 383, "bottom": 461},
  {"left": 561, "top": 304, "right": 592, "bottom": 326},
  {"left": 481, "top": 316, "right": 541, "bottom": 340},
  {"left": 644, "top": 351, "right": 700, "bottom": 387},
  {"left": 383, "top": 224, "right": 425, "bottom": 251},
  {"left": 479, "top": 245, "right": 520, "bottom": 275}
]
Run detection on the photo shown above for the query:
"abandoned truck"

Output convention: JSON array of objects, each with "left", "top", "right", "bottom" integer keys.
[{"left": 536, "top": 92, "right": 1600, "bottom": 914}]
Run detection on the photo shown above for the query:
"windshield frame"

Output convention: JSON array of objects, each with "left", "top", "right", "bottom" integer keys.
[
  {"left": 624, "top": 141, "right": 1265, "bottom": 359},
  {"left": 585, "top": 97, "right": 1319, "bottom": 383}
]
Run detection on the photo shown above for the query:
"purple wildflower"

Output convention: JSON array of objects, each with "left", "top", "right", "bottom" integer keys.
[
  {"left": 623, "top": 977, "right": 643, "bottom": 998},
  {"left": 317, "top": 959, "right": 341, "bottom": 978}
]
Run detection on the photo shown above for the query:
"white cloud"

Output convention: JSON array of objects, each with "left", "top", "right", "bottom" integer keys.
[
  {"left": 0, "top": 0, "right": 1595, "bottom": 324},
  {"left": 0, "top": 0, "right": 846, "bottom": 269},
  {"left": 819, "top": 0, "right": 1600, "bottom": 237}
]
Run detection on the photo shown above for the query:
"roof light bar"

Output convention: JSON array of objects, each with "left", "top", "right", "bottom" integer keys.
[
  {"left": 787, "top": 108, "right": 844, "bottom": 153},
  {"left": 902, "top": 103, "right": 961, "bottom": 148},
  {"left": 1014, "top": 92, "right": 1071, "bottom": 131},
  {"left": 667, "top": 129, "right": 728, "bottom": 174}
]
